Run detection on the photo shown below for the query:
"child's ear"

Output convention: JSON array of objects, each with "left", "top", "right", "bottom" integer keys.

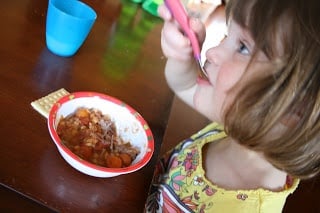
[
  {"left": 281, "top": 113, "right": 301, "bottom": 128},
  {"left": 281, "top": 101, "right": 304, "bottom": 128}
]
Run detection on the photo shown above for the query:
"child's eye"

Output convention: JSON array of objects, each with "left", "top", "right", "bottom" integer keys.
[{"left": 238, "top": 41, "right": 250, "bottom": 55}]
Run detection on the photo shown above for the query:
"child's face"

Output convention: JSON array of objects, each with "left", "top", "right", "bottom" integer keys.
[{"left": 194, "top": 20, "right": 269, "bottom": 123}]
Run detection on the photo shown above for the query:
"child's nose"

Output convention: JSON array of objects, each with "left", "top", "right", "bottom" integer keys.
[
  {"left": 205, "top": 33, "right": 227, "bottom": 66},
  {"left": 205, "top": 45, "right": 222, "bottom": 66}
]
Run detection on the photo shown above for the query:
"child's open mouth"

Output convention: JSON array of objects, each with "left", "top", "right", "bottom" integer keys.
[{"left": 197, "top": 71, "right": 211, "bottom": 86}]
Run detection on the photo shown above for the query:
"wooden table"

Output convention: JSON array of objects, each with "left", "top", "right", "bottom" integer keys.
[
  {"left": 1, "top": 0, "right": 319, "bottom": 212},
  {"left": 0, "top": 0, "right": 173, "bottom": 212}
]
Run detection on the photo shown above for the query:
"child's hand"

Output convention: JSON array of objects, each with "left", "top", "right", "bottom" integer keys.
[{"left": 158, "top": 4, "right": 206, "bottom": 62}]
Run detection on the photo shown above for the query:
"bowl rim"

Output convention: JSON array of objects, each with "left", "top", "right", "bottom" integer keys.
[{"left": 47, "top": 91, "right": 154, "bottom": 174}]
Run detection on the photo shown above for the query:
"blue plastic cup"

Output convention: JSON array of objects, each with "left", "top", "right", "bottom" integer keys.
[{"left": 46, "top": 0, "right": 97, "bottom": 57}]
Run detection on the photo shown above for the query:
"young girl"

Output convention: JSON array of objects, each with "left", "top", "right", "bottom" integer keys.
[{"left": 145, "top": 0, "right": 320, "bottom": 212}]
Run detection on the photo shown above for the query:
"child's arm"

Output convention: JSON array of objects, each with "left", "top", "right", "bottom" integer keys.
[{"left": 158, "top": 4, "right": 206, "bottom": 107}]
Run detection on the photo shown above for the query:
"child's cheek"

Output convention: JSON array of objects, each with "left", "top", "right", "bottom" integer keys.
[{"left": 217, "top": 65, "right": 244, "bottom": 91}]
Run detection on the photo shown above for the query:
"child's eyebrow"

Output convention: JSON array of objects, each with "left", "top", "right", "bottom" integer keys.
[{"left": 239, "top": 28, "right": 255, "bottom": 46}]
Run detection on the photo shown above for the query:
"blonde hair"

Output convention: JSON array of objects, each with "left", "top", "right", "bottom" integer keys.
[{"left": 224, "top": 0, "right": 320, "bottom": 179}]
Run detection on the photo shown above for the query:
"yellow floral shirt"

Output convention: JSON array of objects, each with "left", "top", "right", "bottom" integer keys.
[{"left": 145, "top": 123, "right": 299, "bottom": 213}]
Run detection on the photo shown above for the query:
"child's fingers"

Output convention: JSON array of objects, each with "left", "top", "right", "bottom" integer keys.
[
  {"left": 161, "top": 35, "right": 193, "bottom": 60},
  {"left": 161, "top": 22, "right": 193, "bottom": 60},
  {"left": 189, "top": 18, "right": 206, "bottom": 45},
  {"left": 163, "top": 21, "right": 190, "bottom": 47},
  {"left": 158, "top": 3, "right": 203, "bottom": 61},
  {"left": 158, "top": 4, "right": 172, "bottom": 21}
]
